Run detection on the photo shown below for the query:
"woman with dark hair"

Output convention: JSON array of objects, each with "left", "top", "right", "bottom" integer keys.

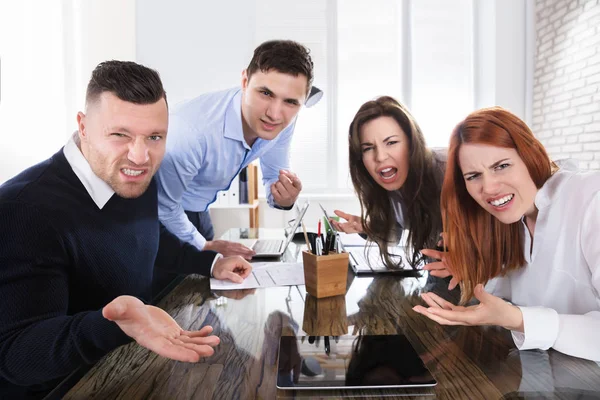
[
  {"left": 413, "top": 107, "right": 600, "bottom": 361},
  {"left": 331, "top": 96, "right": 447, "bottom": 269}
]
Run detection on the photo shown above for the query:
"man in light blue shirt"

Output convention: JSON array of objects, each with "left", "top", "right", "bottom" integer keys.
[{"left": 156, "top": 40, "right": 314, "bottom": 258}]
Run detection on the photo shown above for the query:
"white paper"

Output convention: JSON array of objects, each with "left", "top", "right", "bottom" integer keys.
[
  {"left": 209, "top": 262, "right": 305, "bottom": 290},
  {"left": 337, "top": 232, "right": 370, "bottom": 247}
]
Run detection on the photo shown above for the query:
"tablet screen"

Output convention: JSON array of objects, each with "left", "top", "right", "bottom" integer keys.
[{"left": 277, "top": 335, "right": 437, "bottom": 390}]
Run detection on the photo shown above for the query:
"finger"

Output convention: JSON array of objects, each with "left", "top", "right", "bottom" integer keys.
[
  {"left": 422, "top": 261, "right": 446, "bottom": 271},
  {"left": 234, "top": 265, "right": 252, "bottom": 279},
  {"left": 139, "top": 336, "right": 202, "bottom": 362},
  {"left": 181, "top": 325, "right": 213, "bottom": 338},
  {"left": 278, "top": 173, "right": 294, "bottom": 186},
  {"left": 419, "top": 294, "right": 444, "bottom": 309},
  {"left": 424, "top": 307, "right": 477, "bottom": 325},
  {"left": 420, "top": 293, "right": 451, "bottom": 310},
  {"left": 413, "top": 306, "right": 466, "bottom": 325},
  {"left": 271, "top": 184, "right": 281, "bottom": 201},
  {"left": 421, "top": 292, "right": 457, "bottom": 310},
  {"left": 473, "top": 284, "right": 491, "bottom": 302},
  {"left": 175, "top": 340, "right": 218, "bottom": 357},
  {"left": 224, "top": 271, "right": 244, "bottom": 283},
  {"left": 448, "top": 276, "right": 460, "bottom": 291},
  {"left": 102, "top": 301, "right": 126, "bottom": 321},
  {"left": 233, "top": 244, "right": 256, "bottom": 256},
  {"left": 274, "top": 181, "right": 291, "bottom": 200},
  {"left": 281, "top": 174, "right": 302, "bottom": 192},
  {"left": 176, "top": 334, "right": 221, "bottom": 348},
  {"left": 429, "top": 269, "right": 452, "bottom": 278},
  {"left": 170, "top": 338, "right": 217, "bottom": 357},
  {"left": 333, "top": 210, "right": 353, "bottom": 221},
  {"left": 421, "top": 248, "right": 444, "bottom": 260}
]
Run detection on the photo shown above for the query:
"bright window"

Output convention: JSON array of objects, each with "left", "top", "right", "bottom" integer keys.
[{"left": 255, "top": 0, "right": 474, "bottom": 195}]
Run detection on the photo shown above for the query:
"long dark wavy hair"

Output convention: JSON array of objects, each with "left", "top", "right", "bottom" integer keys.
[{"left": 348, "top": 96, "right": 443, "bottom": 267}]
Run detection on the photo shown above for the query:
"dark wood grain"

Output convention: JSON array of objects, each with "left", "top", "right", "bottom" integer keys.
[{"left": 64, "top": 229, "right": 600, "bottom": 400}]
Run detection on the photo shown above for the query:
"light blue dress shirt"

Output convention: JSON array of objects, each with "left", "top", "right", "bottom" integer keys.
[{"left": 156, "top": 87, "right": 296, "bottom": 250}]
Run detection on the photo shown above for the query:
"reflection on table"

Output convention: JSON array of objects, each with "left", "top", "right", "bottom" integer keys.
[{"left": 63, "top": 229, "right": 600, "bottom": 400}]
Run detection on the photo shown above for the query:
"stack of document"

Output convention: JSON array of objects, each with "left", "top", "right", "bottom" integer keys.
[
  {"left": 348, "top": 245, "right": 413, "bottom": 275},
  {"left": 210, "top": 262, "right": 305, "bottom": 290}
]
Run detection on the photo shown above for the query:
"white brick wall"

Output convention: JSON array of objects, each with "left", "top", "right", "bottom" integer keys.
[{"left": 534, "top": 0, "right": 600, "bottom": 169}]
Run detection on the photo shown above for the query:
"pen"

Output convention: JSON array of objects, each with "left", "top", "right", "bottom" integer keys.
[{"left": 301, "top": 221, "right": 312, "bottom": 253}]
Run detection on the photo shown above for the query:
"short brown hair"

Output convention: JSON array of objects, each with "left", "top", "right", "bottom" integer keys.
[
  {"left": 85, "top": 60, "right": 167, "bottom": 108},
  {"left": 246, "top": 40, "right": 314, "bottom": 95}
]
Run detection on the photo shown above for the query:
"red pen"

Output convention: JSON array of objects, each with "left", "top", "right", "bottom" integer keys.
[{"left": 317, "top": 220, "right": 324, "bottom": 255}]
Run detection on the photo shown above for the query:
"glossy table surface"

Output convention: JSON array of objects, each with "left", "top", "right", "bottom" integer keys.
[{"left": 64, "top": 228, "right": 600, "bottom": 399}]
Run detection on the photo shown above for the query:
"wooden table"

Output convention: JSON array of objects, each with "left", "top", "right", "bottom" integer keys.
[{"left": 64, "top": 229, "right": 600, "bottom": 399}]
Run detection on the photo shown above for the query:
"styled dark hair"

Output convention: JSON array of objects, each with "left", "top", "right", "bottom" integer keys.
[
  {"left": 348, "top": 96, "right": 443, "bottom": 268},
  {"left": 85, "top": 60, "right": 167, "bottom": 107},
  {"left": 246, "top": 40, "right": 314, "bottom": 95},
  {"left": 442, "top": 107, "right": 554, "bottom": 303}
]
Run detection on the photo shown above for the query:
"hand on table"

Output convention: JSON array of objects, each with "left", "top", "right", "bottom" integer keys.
[
  {"left": 204, "top": 240, "right": 255, "bottom": 260},
  {"left": 330, "top": 210, "right": 364, "bottom": 234},
  {"left": 412, "top": 284, "right": 524, "bottom": 331},
  {"left": 212, "top": 256, "right": 253, "bottom": 283},
  {"left": 103, "top": 295, "right": 220, "bottom": 362},
  {"left": 271, "top": 170, "right": 302, "bottom": 208}
]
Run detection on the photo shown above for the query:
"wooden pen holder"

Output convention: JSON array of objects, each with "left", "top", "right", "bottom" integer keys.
[
  {"left": 302, "top": 293, "right": 348, "bottom": 336},
  {"left": 302, "top": 251, "right": 349, "bottom": 298}
]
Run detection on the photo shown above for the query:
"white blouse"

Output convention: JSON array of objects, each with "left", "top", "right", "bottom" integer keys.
[{"left": 486, "top": 164, "right": 600, "bottom": 361}]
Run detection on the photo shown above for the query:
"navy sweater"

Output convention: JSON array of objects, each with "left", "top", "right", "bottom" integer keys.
[{"left": 0, "top": 149, "right": 217, "bottom": 398}]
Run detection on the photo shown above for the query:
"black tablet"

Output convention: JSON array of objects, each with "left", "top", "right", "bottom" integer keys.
[{"left": 277, "top": 335, "right": 437, "bottom": 390}]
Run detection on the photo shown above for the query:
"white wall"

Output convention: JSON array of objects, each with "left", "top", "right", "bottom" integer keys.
[
  {"left": 62, "top": 0, "right": 137, "bottom": 123},
  {"left": 532, "top": 0, "right": 600, "bottom": 169},
  {"left": 0, "top": 0, "right": 136, "bottom": 184},
  {"left": 136, "top": 0, "right": 257, "bottom": 105},
  {"left": 474, "top": 0, "right": 529, "bottom": 120},
  {"left": 136, "top": 0, "right": 361, "bottom": 235}
]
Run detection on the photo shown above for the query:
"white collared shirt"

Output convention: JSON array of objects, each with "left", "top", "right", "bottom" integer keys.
[
  {"left": 62, "top": 133, "right": 221, "bottom": 274},
  {"left": 486, "top": 163, "right": 600, "bottom": 361},
  {"left": 63, "top": 132, "right": 114, "bottom": 209}
]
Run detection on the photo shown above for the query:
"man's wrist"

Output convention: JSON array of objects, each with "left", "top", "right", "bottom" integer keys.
[{"left": 209, "top": 253, "right": 223, "bottom": 278}]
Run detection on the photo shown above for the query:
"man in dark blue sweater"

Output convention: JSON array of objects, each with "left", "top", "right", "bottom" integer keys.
[{"left": 0, "top": 60, "right": 253, "bottom": 399}]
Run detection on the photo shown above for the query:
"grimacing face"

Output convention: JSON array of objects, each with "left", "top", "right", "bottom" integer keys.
[
  {"left": 359, "top": 116, "right": 411, "bottom": 191},
  {"left": 459, "top": 143, "right": 539, "bottom": 224},
  {"left": 77, "top": 92, "right": 168, "bottom": 199},
  {"left": 240, "top": 69, "right": 307, "bottom": 146}
]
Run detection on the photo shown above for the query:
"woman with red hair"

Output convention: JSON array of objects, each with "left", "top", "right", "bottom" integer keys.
[{"left": 413, "top": 107, "right": 600, "bottom": 361}]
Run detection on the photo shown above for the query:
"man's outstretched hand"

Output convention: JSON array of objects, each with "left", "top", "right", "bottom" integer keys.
[{"left": 103, "top": 295, "right": 220, "bottom": 362}]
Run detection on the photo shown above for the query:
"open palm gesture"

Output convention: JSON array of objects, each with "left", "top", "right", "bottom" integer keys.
[
  {"left": 103, "top": 296, "right": 220, "bottom": 362},
  {"left": 331, "top": 210, "right": 364, "bottom": 234}
]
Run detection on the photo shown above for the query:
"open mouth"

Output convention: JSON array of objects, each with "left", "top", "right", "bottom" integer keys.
[
  {"left": 378, "top": 167, "right": 398, "bottom": 181},
  {"left": 121, "top": 168, "right": 146, "bottom": 177},
  {"left": 488, "top": 194, "right": 514, "bottom": 207}
]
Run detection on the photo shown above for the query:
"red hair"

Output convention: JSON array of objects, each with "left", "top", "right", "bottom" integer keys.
[{"left": 442, "top": 107, "right": 553, "bottom": 304}]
